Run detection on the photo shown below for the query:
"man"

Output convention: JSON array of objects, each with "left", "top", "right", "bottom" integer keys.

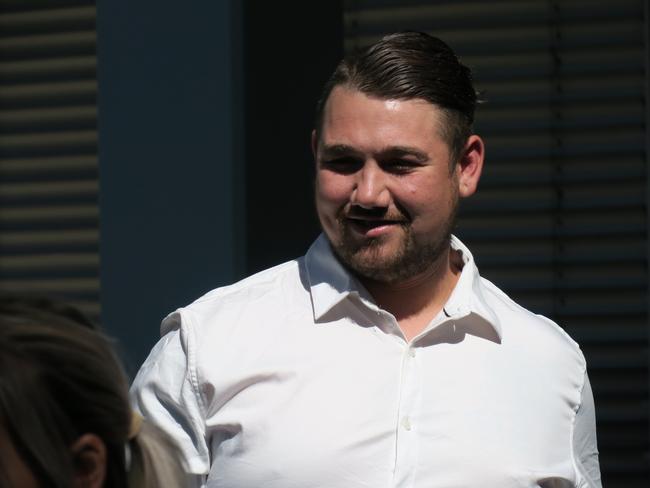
[{"left": 131, "top": 32, "right": 602, "bottom": 487}]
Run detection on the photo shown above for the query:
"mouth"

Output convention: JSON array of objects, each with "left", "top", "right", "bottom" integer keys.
[{"left": 345, "top": 217, "right": 405, "bottom": 237}]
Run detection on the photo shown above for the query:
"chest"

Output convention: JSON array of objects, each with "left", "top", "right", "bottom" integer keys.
[{"left": 198, "top": 326, "right": 579, "bottom": 488}]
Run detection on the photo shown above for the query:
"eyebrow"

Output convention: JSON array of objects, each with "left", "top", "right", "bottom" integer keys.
[
  {"left": 319, "top": 144, "right": 364, "bottom": 159},
  {"left": 382, "top": 146, "right": 429, "bottom": 163},
  {"left": 319, "top": 144, "right": 429, "bottom": 163}
]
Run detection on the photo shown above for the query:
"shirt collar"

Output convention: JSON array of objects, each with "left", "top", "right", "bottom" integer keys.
[
  {"left": 305, "top": 234, "right": 359, "bottom": 320},
  {"left": 443, "top": 235, "right": 502, "bottom": 340},
  {"left": 305, "top": 233, "right": 502, "bottom": 340}
]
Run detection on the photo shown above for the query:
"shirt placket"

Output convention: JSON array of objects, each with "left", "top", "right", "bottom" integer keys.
[{"left": 392, "top": 342, "right": 420, "bottom": 488}]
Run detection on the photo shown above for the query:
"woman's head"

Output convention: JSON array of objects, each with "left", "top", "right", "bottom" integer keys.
[{"left": 0, "top": 296, "right": 186, "bottom": 487}]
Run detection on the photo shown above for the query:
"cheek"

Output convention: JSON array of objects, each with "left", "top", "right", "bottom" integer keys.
[
  {"left": 396, "top": 178, "right": 455, "bottom": 222},
  {"left": 315, "top": 173, "right": 352, "bottom": 209},
  {"left": 0, "top": 438, "right": 40, "bottom": 488},
  {"left": 395, "top": 178, "right": 434, "bottom": 207}
]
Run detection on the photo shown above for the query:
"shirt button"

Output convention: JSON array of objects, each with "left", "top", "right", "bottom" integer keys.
[
  {"left": 409, "top": 348, "right": 416, "bottom": 358},
  {"left": 401, "top": 416, "right": 412, "bottom": 431}
]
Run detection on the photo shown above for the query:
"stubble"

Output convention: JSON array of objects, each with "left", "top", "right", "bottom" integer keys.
[{"left": 329, "top": 195, "right": 459, "bottom": 285}]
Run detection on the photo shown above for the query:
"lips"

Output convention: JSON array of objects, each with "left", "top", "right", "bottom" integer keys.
[
  {"left": 345, "top": 216, "right": 406, "bottom": 239},
  {"left": 348, "top": 218, "right": 397, "bottom": 230}
]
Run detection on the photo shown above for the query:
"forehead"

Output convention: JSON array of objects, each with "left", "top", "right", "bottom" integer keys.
[{"left": 320, "top": 86, "right": 447, "bottom": 147}]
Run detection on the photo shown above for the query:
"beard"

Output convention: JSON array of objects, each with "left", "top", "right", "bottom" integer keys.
[{"left": 328, "top": 197, "right": 459, "bottom": 285}]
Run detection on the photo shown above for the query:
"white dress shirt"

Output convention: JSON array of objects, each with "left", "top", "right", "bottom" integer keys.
[{"left": 131, "top": 234, "right": 602, "bottom": 488}]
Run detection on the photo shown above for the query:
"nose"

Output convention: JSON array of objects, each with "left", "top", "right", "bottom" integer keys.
[{"left": 350, "top": 162, "right": 390, "bottom": 209}]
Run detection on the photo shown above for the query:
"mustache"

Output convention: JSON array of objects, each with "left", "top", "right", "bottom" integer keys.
[{"left": 343, "top": 205, "right": 409, "bottom": 222}]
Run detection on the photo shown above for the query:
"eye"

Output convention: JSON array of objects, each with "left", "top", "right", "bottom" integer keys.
[
  {"left": 320, "top": 157, "right": 363, "bottom": 174},
  {"left": 382, "top": 159, "right": 419, "bottom": 174}
]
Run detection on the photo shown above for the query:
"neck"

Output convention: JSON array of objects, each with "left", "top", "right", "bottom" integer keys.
[{"left": 361, "top": 247, "right": 463, "bottom": 341}]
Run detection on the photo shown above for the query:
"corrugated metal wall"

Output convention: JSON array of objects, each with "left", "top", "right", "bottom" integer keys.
[
  {"left": 0, "top": 1, "right": 98, "bottom": 319},
  {"left": 344, "top": 1, "right": 648, "bottom": 486}
]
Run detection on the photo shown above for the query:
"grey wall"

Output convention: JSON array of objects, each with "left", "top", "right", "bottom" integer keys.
[
  {"left": 97, "top": 1, "right": 344, "bottom": 374},
  {"left": 97, "top": 0, "right": 243, "bottom": 374}
]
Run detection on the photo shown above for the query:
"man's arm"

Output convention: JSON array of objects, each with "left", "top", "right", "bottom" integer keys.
[
  {"left": 573, "top": 370, "right": 602, "bottom": 488},
  {"left": 130, "top": 314, "right": 209, "bottom": 487}
]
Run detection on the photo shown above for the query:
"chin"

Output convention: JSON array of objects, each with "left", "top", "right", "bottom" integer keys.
[
  {"left": 337, "top": 244, "right": 412, "bottom": 283},
  {"left": 331, "top": 230, "right": 452, "bottom": 285}
]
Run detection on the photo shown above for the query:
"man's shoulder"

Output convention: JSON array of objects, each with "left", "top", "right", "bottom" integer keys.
[
  {"left": 161, "top": 257, "right": 310, "bottom": 335},
  {"left": 196, "top": 258, "right": 304, "bottom": 306},
  {"left": 478, "top": 275, "right": 584, "bottom": 358}
]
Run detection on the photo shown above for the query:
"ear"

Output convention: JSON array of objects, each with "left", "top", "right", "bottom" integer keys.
[
  {"left": 455, "top": 134, "right": 485, "bottom": 198},
  {"left": 70, "top": 434, "right": 107, "bottom": 488}
]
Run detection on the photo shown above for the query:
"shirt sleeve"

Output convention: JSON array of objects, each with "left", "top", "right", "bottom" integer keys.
[
  {"left": 573, "top": 370, "right": 602, "bottom": 488},
  {"left": 130, "top": 311, "right": 209, "bottom": 487}
]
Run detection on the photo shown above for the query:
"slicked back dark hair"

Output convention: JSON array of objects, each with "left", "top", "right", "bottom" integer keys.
[{"left": 314, "top": 31, "right": 478, "bottom": 167}]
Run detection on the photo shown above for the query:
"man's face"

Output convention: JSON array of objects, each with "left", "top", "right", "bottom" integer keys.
[
  {"left": 314, "top": 86, "right": 472, "bottom": 284},
  {"left": 0, "top": 425, "right": 39, "bottom": 488}
]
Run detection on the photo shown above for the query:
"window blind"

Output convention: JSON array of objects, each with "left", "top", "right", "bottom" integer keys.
[
  {"left": 0, "top": 1, "right": 98, "bottom": 320},
  {"left": 344, "top": 1, "right": 648, "bottom": 486}
]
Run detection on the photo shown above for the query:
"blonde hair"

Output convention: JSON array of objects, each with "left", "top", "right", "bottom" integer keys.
[
  {"left": 0, "top": 296, "right": 188, "bottom": 487},
  {"left": 129, "top": 421, "right": 189, "bottom": 487}
]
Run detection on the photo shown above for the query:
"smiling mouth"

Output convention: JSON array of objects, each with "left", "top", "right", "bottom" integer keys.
[{"left": 346, "top": 218, "right": 403, "bottom": 231}]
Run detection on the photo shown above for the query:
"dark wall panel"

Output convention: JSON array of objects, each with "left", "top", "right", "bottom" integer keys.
[{"left": 243, "top": 1, "right": 344, "bottom": 273}]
